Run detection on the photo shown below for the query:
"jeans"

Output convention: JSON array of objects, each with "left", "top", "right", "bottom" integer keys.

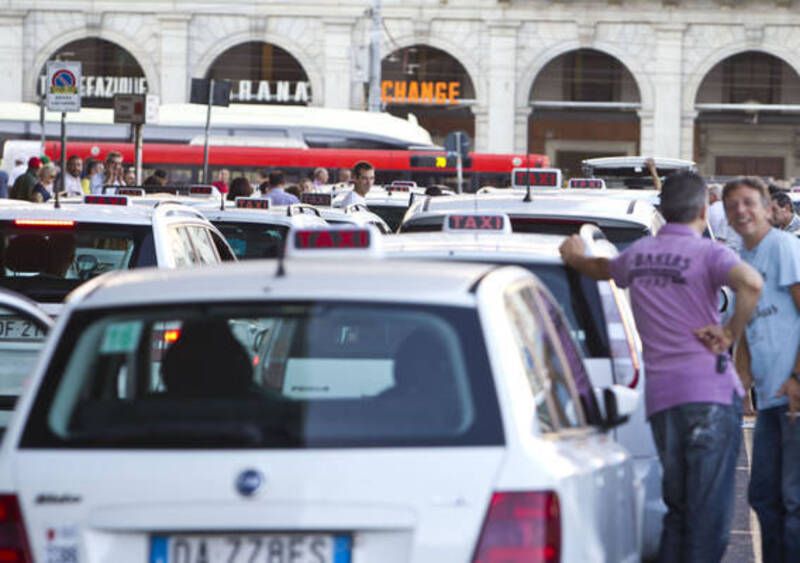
[
  {"left": 748, "top": 405, "right": 800, "bottom": 563},
  {"left": 649, "top": 395, "right": 742, "bottom": 563}
]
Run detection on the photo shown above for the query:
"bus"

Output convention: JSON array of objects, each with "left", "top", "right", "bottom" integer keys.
[{"left": 36, "top": 141, "right": 549, "bottom": 191}]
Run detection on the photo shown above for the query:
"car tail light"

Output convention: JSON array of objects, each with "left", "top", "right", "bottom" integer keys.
[
  {"left": 13, "top": 219, "right": 74, "bottom": 228},
  {"left": 472, "top": 491, "right": 560, "bottom": 563},
  {"left": 0, "top": 495, "right": 32, "bottom": 563},
  {"left": 601, "top": 280, "right": 641, "bottom": 389}
]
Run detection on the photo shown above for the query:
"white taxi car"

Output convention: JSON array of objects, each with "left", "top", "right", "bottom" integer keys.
[
  {"left": 0, "top": 195, "right": 235, "bottom": 315},
  {"left": 383, "top": 214, "right": 662, "bottom": 558},
  {"left": 0, "top": 227, "right": 640, "bottom": 562},
  {"left": 399, "top": 192, "right": 664, "bottom": 250},
  {"left": 300, "top": 192, "right": 392, "bottom": 233}
]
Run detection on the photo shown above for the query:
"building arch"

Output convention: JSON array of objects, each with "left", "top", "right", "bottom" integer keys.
[
  {"left": 28, "top": 29, "right": 160, "bottom": 102},
  {"left": 685, "top": 44, "right": 800, "bottom": 112},
  {"left": 517, "top": 40, "right": 653, "bottom": 114},
  {"left": 193, "top": 32, "right": 323, "bottom": 107}
]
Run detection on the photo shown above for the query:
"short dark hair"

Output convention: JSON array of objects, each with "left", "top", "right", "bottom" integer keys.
[
  {"left": 353, "top": 161, "right": 374, "bottom": 179},
  {"left": 722, "top": 176, "right": 770, "bottom": 207},
  {"left": 268, "top": 170, "right": 285, "bottom": 187},
  {"left": 67, "top": 154, "right": 81, "bottom": 164},
  {"left": 258, "top": 181, "right": 270, "bottom": 194},
  {"left": 153, "top": 169, "right": 167, "bottom": 179},
  {"left": 227, "top": 177, "right": 253, "bottom": 201},
  {"left": 660, "top": 171, "right": 708, "bottom": 223},
  {"left": 771, "top": 191, "right": 792, "bottom": 210},
  {"left": 285, "top": 185, "right": 301, "bottom": 198}
]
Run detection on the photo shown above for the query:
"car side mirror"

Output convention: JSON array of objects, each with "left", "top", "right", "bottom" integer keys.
[
  {"left": 594, "top": 384, "right": 640, "bottom": 430},
  {"left": 718, "top": 287, "right": 732, "bottom": 315}
]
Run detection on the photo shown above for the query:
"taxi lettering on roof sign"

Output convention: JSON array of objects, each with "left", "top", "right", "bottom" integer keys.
[
  {"left": 300, "top": 193, "right": 332, "bottom": 207},
  {"left": 386, "top": 185, "right": 411, "bottom": 193},
  {"left": 568, "top": 178, "right": 606, "bottom": 190},
  {"left": 189, "top": 186, "right": 214, "bottom": 197},
  {"left": 511, "top": 168, "right": 562, "bottom": 189},
  {"left": 443, "top": 213, "right": 511, "bottom": 234},
  {"left": 84, "top": 195, "right": 128, "bottom": 206},
  {"left": 235, "top": 198, "right": 270, "bottom": 210},
  {"left": 390, "top": 181, "right": 417, "bottom": 188},
  {"left": 116, "top": 188, "right": 145, "bottom": 197},
  {"left": 286, "top": 226, "right": 382, "bottom": 258}
]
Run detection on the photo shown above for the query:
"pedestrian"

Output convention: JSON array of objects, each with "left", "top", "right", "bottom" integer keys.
[
  {"left": 59, "top": 155, "right": 84, "bottom": 197},
  {"left": 285, "top": 185, "right": 301, "bottom": 199},
  {"left": 723, "top": 176, "right": 800, "bottom": 562},
  {"left": 82, "top": 159, "right": 102, "bottom": 194},
  {"left": 261, "top": 170, "right": 299, "bottom": 206},
  {"left": 0, "top": 169, "right": 8, "bottom": 199},
  {"left": 337, "top": 168, "right": 352, "bottom": 184},
  {"left": 769, "top": 191, "right": 800, "bottom": 234},
  {"left": 339, "top": 161, "right": 374, "bottom": 207},
  {"left": 226, "top": 177, "right": 253, "bottom": 201},
  {"left": 91, "top": 151, "right": 123, "bottom": 194},
  {"left": 313, "top": 167, "right": 329, "bottom": 189},
  {"left": 8, "top": 158, "right": 26, "bottom": 185},
  {"left": 560, "top": 171, "right": 763, "bottom": 562},
  {"left": 31, "top": 163, "right": 57, "bottom": 202},
  {"left": 123, "top": 166, "right": 136, "bottom": 186},
  {"left": 212, "top": 168, "right": 230, "bottom": 194},
  {"left": 298, "top": 177, "right": 313, "bottom": 195},
  {"left": 10, "top": 157, "right": 42, "bottom": 201}
]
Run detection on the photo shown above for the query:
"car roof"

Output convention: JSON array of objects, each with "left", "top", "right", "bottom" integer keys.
[
  {"left": 383, "top": 232, "right": 565, "bottom": 264},
  {"left": 404, "top": 192, "right": 659, "bottom": 227},
  {"left": 69, "top": 259, "right": 500, "bottom": 310},
  {"left": 582, "top": 156, "right": 697, "bottom": 169},
  {"left": 0, "top": 200, "right": 191, "bottom": 225}
]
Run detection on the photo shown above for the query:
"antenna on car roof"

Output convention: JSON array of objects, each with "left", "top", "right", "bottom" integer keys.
[
  {"left": 220, "top": 186, "right": 225, "bottom": 211},
  {"left": 523, "top": 146, "right": 532, "bottom": 203},
  {"left": 275, "top": 235, "right": 287, "bottom": 278}
]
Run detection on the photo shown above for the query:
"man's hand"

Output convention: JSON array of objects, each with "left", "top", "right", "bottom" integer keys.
[
  {"left": 559, "top": 235, "right": 587, "bottom": 267},
  {"left": 693, "top": 325, "right": 734, "bottom": 354},
  {"left": 776, "top": 377, "right": 800, "bottom": 421}
]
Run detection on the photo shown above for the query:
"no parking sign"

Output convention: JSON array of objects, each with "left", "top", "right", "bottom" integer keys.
[{"left": 46, "top": 61, "right": 82, "bottom": 112}]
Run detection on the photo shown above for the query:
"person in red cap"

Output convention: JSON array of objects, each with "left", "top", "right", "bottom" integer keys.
[{"left": 9, "top": 157, "right": 42, "bottom": 201}]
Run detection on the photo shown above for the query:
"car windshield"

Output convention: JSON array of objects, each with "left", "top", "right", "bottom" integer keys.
[
  {"left": 21, "top": 302, "right": 503, "bottom": 449},
  {"left": 0, "top": 222, "right": 152, "bottom": 303},
  {"left": 509, "top": 218, "right": 650, "bottom": 251},
  {"left": 366, "top": 205, "right": 407, "bottom": 232},
  {"left": 213, "top": 221, "right": 288, "bottom": 260}
]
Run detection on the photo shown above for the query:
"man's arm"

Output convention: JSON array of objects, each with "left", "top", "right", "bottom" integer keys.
[
  {"left": 558, "top": 235, "right": 612, "bottom": 281},
  {"left": 776, "top": 283, "right": 800, "bottom": 418},
  {"left": 645, "top": 158, "right": 661, "bottom": 192},
  {"left": 694, "top": 261, "right": 762, "bottom": 353}
]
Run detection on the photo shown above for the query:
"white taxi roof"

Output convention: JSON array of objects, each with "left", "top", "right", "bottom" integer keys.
[
  {"left": 404, "top": 192, "right": 660, "bottom": 228},
  {"left": 0, "top": 199, "right": 204, "bottom": 226},
  {"left": 199, "top": 204, "right": 328, "bottom": 229},
  {"left": 68, "top": 259, "right": 501, "bottom": 310},
  {"left": 383, "top": 232, "right": 565, "bottom": 265},
  {"left": 582, "top": 156, "right": 697, "bottom": 170}
]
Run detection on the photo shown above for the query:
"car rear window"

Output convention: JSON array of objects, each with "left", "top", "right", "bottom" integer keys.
[
  {"left": 366, "top": 205, "right": 406, "bottom": 232},
  {"left": 0, "top": 222, "right": 152, "bottom": 303},
  {"left": 21, "top": 302, "right": 504, "bottom": 449},
  {"left": 509, "top": 218, "right": 650, "bottom": 251},
  {"left": 213, "top": 221, "right": 288, "bottom": 260}
]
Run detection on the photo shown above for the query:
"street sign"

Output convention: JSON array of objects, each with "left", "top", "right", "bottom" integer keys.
[
  {"left": 444, "top": 130, "right": 471, "bottom": 158},
  {"left": 113, "top": 94, "right": 146, "bottom": 124},
  {"left": 46, "top": 61, "right": 81, "bottom": 112},
  {"left": 190, "top": 78, "right": 232, "bottom": 107}
]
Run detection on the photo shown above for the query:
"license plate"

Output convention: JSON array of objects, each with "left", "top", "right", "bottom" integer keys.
[
  {"left": 150, "top": 533, "right": 351, "bottom": 563},
  {"left": 0, "top": 317, "right": 45, "bottom": 341}
]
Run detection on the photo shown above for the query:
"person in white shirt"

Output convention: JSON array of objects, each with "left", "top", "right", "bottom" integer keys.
[
  {"left": 62, "top": 155, "right": 84, "bottom": 197},
  {"left": 709, "top": 183, "right": 743, "bottom": 253},
  {"left": 8, "top": 159, "right": 26, "bottom": 185},
  {"left": 339, "top": 161, "right": 374, "bottom": 208}
]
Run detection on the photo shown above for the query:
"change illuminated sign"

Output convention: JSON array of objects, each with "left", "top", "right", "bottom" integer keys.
[{"left": 381, "top": 81, "right": 461, "bottom": 105}]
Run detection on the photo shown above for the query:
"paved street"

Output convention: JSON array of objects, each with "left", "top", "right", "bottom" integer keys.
[{"left": 723, "top": 422, "right": 758, "bottom": 563}]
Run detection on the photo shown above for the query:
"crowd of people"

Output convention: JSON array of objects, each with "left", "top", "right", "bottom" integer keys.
[{"left": 561, "top": 173, "right": 800, "bottom": 562}]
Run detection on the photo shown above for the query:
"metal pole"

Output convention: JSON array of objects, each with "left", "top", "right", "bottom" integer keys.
[
  {"left": 134, "top": 123, "right": 143, "bottom": 185},
  {"left": 39, "top": 96, "right": 46, "bottom": 156},
  {"left": 57, "top": 112, "right": 65, "bottom": 208},
  {"left": 202, "top": 79, "right": 214, "bottom": 184},
  {"left": 367, "top": 0, "right": 382, "bottom": 112}
]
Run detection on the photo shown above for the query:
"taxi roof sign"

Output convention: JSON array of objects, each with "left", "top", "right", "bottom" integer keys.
[
  {"left": 567, "top": 178, "right": 606, "bottom": 190},
  {"left": 189, "top": 186, "right": 215, "bottom": 197},
  {"left": 235, "top": 197, "right": 270, "bottom": 210},
  {"left": 117, "top": 187, "right": 145, "bottom": 197},
  {"left": 84, "top": 195, "right": 129, "bottom": 206},
  {"left": 443, "top": 213, "right": 511, "bottom": 234},
  {"left": 286, "top": 226, "right": 382, "bottom": 258},
  {"left": 301, "top": 193, "right": 333, "bottom": 207},
  {"left": 512, "top": 168, "right": 562, "bottom": 189}
]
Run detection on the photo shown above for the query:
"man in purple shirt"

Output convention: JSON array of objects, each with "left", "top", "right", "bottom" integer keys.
[
  {"left": 261, "top": 170, "right": 298, "bottom": 207},
  {"left": 560, "top": 171, "right": 763, "bottom": 562}
]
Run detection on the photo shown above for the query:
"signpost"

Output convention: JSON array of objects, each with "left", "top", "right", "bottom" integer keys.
[
  {"left": 444, "top": 130, "right": 471, "bottom": 194},
  {"left": 113, "top": 94, "right": 158, "bottom": 184},
  {"left": 190, "top": 78, "right": 232, "bottom": 183},
  {"left": 46, "top": 61, "right": 82, "bottom": 208}
]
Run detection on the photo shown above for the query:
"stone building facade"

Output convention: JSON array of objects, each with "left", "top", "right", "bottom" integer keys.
[{"left": 2, "top": 0, "right": 800, "bottom": 177}]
